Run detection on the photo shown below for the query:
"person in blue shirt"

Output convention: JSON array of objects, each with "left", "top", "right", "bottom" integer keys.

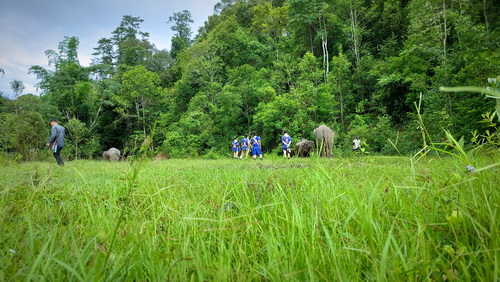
[
  {"left": 240, "top": 134, "right": 250, "bottom": 159},
  {"left": 250, "top": 131, "right": 263, "bottom": 160},
  {"left": 281, "top": 130, "right": 292, "bottom": 159},
  {"left": 46, "top": 118, "right": 65, "bottom": 166},
  {"left": 232, "top": 136, "right": 240, "bottom": 158}
]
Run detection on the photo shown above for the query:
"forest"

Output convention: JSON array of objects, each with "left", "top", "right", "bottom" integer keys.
[{"left": 1, "top": 0, "right": 499, "bottom": 160}]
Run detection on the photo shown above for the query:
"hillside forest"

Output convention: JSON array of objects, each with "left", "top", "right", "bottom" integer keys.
[{"left": 1, "top": 0, "right": 499, "bottom": 160}]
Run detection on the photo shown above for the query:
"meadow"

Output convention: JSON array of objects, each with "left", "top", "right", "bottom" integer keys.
[{"left": 0, "top": 153, "right": 499, "bottom": 281}]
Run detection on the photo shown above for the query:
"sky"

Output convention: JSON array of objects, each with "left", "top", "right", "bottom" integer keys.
[{"left": 0, "top": 0, "right": 220, "bottom": 99}]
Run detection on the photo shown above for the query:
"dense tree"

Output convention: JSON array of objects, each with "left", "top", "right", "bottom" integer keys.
[
  {"left": 8, "top": 0, "right": 498, "bottom": 160},
  {"left": 29, "top": 36, "right": 90, "bottom": 116},
  {"left": 144, "top": 49, "right": 175, "bottom": 87},
  {"left": 111, "top": 15, "right": 153, "bottom": 70},
  {"left": 113, "top": 65, "right": 166, "bottom": 146},
  {"left": 0, "top": 111, "right": 46, "bottom": 160},
  {"left": 91, "top": 38, "right": 115, "bottom": 79},
  {"left": 328, "top": 49, "right": 353, "bottom": 128}
]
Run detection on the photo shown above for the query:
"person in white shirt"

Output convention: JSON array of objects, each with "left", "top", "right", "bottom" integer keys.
[{"left": 353, "top": 136, "right": 361, "bottom": 152}]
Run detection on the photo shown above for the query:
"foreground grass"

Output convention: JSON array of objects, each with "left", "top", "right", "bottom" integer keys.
[{"left": 0, "top": 154, "right": 499, "bottom": 281}]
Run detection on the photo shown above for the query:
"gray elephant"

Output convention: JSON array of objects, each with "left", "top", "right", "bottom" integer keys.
[
  {"left": 294, "top": 139, "right": 315, "bottom": 157},
  {"left": 313, "top": 124, "right": 335, "bottom": 157},
  {"left": 103, "top": 147, "right": 121, "bottom": 161}
]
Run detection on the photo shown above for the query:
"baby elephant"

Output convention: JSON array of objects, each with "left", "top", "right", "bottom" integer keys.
[
  {"left": 294, "top": 139, "right": 315, "bottom": 157},
  {"left": 103, "top": 148, "right": 121, "bottom": 161}
]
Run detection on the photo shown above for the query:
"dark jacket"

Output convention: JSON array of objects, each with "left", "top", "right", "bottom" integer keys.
[{"left": 48, "top": 124, "right": 65, "bottom": 148}]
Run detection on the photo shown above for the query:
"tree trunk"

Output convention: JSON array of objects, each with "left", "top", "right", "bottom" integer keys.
[
  {"left": 442, "top": 0, "right": 447, "bottom": 58},
  {"left": 483, "top": 0, "right": 490, "bottom": 35},
  {"left": 320, "top": 17, "right": 329, "bottom": 84},
  {"left": 349, "top": 4, "right": 361, "bottom": 71},
  {"left": 442, "top": 0, "right": 453, "bottom": 116},
  {"left": 75, "top": 140, "right": 79, "bottom": 160},
  {"left": 340, "top": 91, "right": 344, "bottom": 127}
]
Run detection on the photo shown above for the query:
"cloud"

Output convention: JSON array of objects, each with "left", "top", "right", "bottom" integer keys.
[{"left": 0, "top": 0, "right": 219, "bottom": 99}]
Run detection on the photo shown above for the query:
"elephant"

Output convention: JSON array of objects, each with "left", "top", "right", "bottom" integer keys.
[
  {"left": 103, "top": 147, "right": 121, "bottom": 161},
  {"left": 313, "top": 124, "right": 335, "bottom": 157},
  {"left": 294, "top": 139, "right": 315, "bottom": 157}
]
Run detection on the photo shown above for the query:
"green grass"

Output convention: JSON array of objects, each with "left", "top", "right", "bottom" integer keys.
[{"left": 1, "top": 154, "right": 499, "bottom": 281}]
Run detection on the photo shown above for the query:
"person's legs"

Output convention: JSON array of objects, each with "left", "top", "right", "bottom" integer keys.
[{"left": 53, "top": 147, "right": 64, "bottom": 166}]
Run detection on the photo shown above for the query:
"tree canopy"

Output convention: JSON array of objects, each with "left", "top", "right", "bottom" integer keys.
[{"left": 2, "top": 0, "right": 499, "bottom": 160}]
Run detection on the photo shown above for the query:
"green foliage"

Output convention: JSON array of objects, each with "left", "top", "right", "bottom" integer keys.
[
  {"left": 113, "top": 65, "right": 166, "bottom": 138},
  {"left": 161, "top": 129, "right": 189, "bottom": 158},
  {"left": 64, "top": 118, "right": 101, "bottom": 160},
  {"left": 111, "top": 15, "right": 152, "bottom": 68},
  {"left": 328, "top": 49, "right": 353, "bottom": 128},
  {"left": 342, "top": 114, "right": 395, "bottom": 154},
  {"left": 210, "top": 16, "right": 268, "bottom": 67},
  {"left": 18, "top": 0, "right": 500, "bottom": 159},
  {"left": 0, "top": 111, "right": 46, "bottom": 161},
  {"left": 168, "top": 10, "right": 194, "bottom": 58}
]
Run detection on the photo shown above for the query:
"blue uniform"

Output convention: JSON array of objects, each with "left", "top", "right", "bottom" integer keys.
[
  {"left": 241, "top": 138, "right": 249, "bottom": 151},
  {"left": 251, "top": 136, "right": 261, "bottom": 156},
  {"left": 281, "top": 134, "right": 292, "bottom": 150},
  {"left": 232, "top": 140, "right": 240, "bottom": 152}
]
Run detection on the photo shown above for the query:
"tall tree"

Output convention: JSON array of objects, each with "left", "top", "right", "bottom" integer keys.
[
  {"left": 111, "top": 15, "right": 152, "bottom": 68},
  {"left": 329, "top": 50, "right": 352, "bottom": 128},
  {"left": 29, "top": 36, "right": 94, "bottom": 123},
  {"left": 113, "top": 65, "right": 165, "bottom": 137},
  {"left": 144, "top": 49, "right": 175, "bottom": 86},
  {"left": 168, "top": 10, "right": 194, "bottom": 58},
  {"left": 252, "top": 2, "right": 289, "bottom": 44},
  {"left": 335, "top": 0, "right": 366, "bottom": 71},
  {"left": 288, "top": 0, "right": 341, "bottom": 83},
  {"left": 10, "top": 79, "right": 25, "bottom": 115},
  {"left": 10, "top": 79, "right": 24, "bottom": 99},
  {"left": 91, "top": 38, "right": 115, "bottom": 79},
  {"left": 65, "top": 118, "right": 87, "bottom": 160}
]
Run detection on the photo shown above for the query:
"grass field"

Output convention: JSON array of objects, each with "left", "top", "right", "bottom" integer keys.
[{"left": 1, "top": 153, "right": 499, "bottom": 281}]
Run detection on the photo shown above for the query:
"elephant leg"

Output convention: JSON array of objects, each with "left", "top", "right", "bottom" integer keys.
[
  {"left": 323, "top": 140, "right": 328, "bottom": 157},
  {"left": 327, "top": 140, "right": 332, "bottom": 157}
]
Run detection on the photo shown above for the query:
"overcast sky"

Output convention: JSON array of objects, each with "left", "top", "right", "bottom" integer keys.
[{"left": 0, "top": 0, "right": 220, "bottom": 99}]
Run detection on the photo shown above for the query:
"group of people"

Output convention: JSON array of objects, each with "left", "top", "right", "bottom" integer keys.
[
  {"left": 46, "top": 118, "right": 362, "bottom": 166},
  {"left": 232, "top": 130, "right": 293, "bottom": 160},
  {"left": 232, "top": 131, "right": 264, "bottom": 160},
  {"left": 232, "top": 131, "right": 362, "bottom": 158}
]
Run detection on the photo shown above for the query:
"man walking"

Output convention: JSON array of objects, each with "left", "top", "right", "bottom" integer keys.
[{"left": 46, "top": 118, "right": 65, "bottom": 166}]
